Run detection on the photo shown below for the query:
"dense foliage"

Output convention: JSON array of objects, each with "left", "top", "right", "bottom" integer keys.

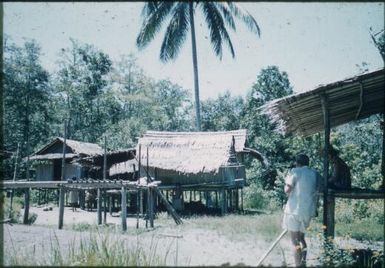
[{"left": 3, "top": 38, "right": 383, "bottom": 227}]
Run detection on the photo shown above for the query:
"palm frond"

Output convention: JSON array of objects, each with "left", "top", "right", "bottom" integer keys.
[
  {"left": 215, "top": 3, "right": 236, "bottom": 31},
  {"left": 228, "top": 2, "right": 261, "bottom": 37},
  {"left": 201, "top": 2, "right": 235, "bottom": 59},
  {"left": 136, "top": 2, "right": 175, "bottom": 49},
  {"left": 160, "top": 3, "right": 190, "bottom": 62}
]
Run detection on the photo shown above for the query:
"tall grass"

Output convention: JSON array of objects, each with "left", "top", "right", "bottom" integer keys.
[
  {"left": 5, "top": 229, "right": 168, "bottom": 266},
  {"left": 181, "top": 213, "right": 283, "bottom": 242}
]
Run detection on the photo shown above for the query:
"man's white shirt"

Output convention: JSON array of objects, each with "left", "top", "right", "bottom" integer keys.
[{"left": 284, "top": 166, "right": 321, "bottom": 218}]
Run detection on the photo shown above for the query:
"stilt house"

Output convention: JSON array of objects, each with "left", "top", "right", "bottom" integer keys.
[{"left": 29, "top": 137, "right": 103, "bottom": 181}]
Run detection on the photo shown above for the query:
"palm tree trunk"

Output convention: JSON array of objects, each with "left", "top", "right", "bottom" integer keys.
[{"left": 189, "top": 2, "right": 201, "bottom": 131}]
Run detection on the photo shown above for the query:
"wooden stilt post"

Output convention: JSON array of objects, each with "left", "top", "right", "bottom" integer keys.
[
  {"left": 241, "top": 188, "right": 244, "bottom": 212},
  {"left": 103, "top": 190, "right": 107, "bottom": 224},
  {"left": 9, "top": 143, "right": 20, "bottom": 218},
  {"left": 58, "top": 186, "right": 65, "bottom": 229},
  {"left": 103, "top": 136, "right": 107, "bottom": 224},
  {"left": 321, "top": 94, "right": 334, "bottom": 238},
  {"left": 109, "top": 195, "right": 113, "bottom": 215},
  {"left": 23, "top": 188, "right": 30, "bottom": 224},
  {"left": 97, "top": 188, "right": 102, "bottom": 225},
  {"left": 149, "top": 188, "right": 154, "bottom": 228},
  {"left": 215, "top": 191, "right": 218, "bottom": 207},
  {"left": 121, "top": 186, "right": 127, "bottom": 231},
  {"left": 189, "top": 191, "right": 192, "bottom": 203},
  {"left": 136, "top": 190, "right": 139, "bottom": 229}
]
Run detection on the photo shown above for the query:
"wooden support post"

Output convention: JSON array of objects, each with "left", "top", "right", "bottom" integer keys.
[
  {"left": 321, "top": 94, "right": 333, "bottom": 238},
  {"left": 58, "top": 187, "right": 65, "bottom": 229},
  {"left": 235, "top": 189, "right": 239, "bottom": 212},
  {"left": 23, "top": 188, "right": 30, "bottom": 224},
  {"left": 241, "top": 188, "right": 244, "bottom": 212},
  {"left": 103, "top": 190, "right": 107, "bottom": 224},
  {"left": 97, "top": 188, "right": 102, "bottom": 225},
  {"left": 205, "top": 191, "right": 209, "bottom": 207},
  {"left": 9, "top": 143, "right": 20, "bottom": 218},
  {"left": 136, "top": 190, "right": 139, "bottom": 229},
  {"left": 121, "top": 187, "right": 127, "bottom": 231},
  {"left": 149, "top": 188, "right": 154, "bottom": 228},
  {"left": 109, "top": 195, "right": 113, "bottom": 215},
  {"left": 140, "top": 189, "right": 143, "bottom": 216},
  {"left": 215, "top": 191, "right": 218, "bottom": 207},
  {"left": 381, "top": 113, "right": 385, "bottom": 188},
  {"left": 146, "top": 188, "right": 149, "bottom": 228},
  {"left": 189, "top": 191, "right": 192, "bottom": 203},
  {"left": 199, "top": 191, "right": 202, "bottom": 202}
]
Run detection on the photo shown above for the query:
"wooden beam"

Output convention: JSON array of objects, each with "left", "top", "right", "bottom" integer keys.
[
  {"left": 58, "top": 187, "right": 65, "bottom": 229},
  {"left": 121, "top": 186, "right": 127, "bottom": 231}
]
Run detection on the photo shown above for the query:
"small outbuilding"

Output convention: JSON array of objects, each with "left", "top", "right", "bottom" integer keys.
[{"left": 29, "top": 137, "right": 103, "bottom": 181}]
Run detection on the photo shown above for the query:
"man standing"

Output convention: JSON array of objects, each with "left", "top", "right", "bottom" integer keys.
[{"left": 282, "top": 154, "right": 322, "bottom": 267}]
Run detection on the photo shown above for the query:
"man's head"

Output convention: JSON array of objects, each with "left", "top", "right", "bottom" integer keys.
[
  {"left": 328, "top": 147, "right": 339, "bottom": 160},
  {"left": 295, "top": 154, "right": 309, "bottom": 167}
]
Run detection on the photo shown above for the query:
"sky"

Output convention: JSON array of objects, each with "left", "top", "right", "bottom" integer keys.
[{"left": 3, "top": 2, "right": 384, "bottom": 100}]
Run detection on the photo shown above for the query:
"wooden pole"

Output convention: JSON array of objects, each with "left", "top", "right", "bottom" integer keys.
[
  {"left": 58, "top": 186, "right": 65, "bottom": 229},
  {"left": 61, "top": 121, "right": 67, "bottom": 181},
  {"left": 256, "top": 230, "right": 288, "bottom": 267},
  {"left": 103, "top": 190, "right": 107, "bottom": 224},
  {"left": 9, "top": 143, "right": 20, "bottom": 218},
  {"left": 321, "top": 94, "right": 334, "bottom": 238},
  {"left": 149, "top": 188, "right": 154, "bottom": 228},
  {"left": 381, "top": 113, "right": 385, "bottom": 187},
  {"left": 22, "top": 188, "right": 30, "bottom": 224},
  {"left": 241, "top": 188, "right": 244, "bottom": 212},
  {"left": 121, "top": 186, "right": 127, "bottom": 231},
  {"left": 136, "top": 190, "right": 139, "bottom": 229},
  {"left": 103, "top": 137, "right": 107, "bottom": 224},
  {"left": 97, "top": 188, "right": 102, "bottom": 225}
]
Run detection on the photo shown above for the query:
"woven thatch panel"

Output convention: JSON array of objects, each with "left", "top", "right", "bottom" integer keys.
[
  {"left": 29, "top": 153, "right": 77, "bottom": 160},
  {"left": 109, "top": 159, "right": 138, "bottom": 176},
  {"left": 260, "top": 68, "right": 384, "bottom": 136},
  {"left": 137, "top": 130, "right": 247, "bottom": 174}
]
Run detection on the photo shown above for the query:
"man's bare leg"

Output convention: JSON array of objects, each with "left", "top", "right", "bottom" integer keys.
[
  {"left": 299, "top": 232, "right": 307, "bottom": 266},
  {"left": 290, "top": 231, "right": 302, "bottom": 267}
]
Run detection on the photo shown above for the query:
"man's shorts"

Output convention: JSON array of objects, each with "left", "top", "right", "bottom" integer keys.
[{"left": 282, "top": 213, "right": 311, "bottom": 233}]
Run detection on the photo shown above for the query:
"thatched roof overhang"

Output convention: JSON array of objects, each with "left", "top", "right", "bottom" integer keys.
[
  {"left": 260, "top": 68, "right": 384, "bottom": 137},
  {"left": 29, "top": 153, "right": 77, "bottom": 160},
  {"left": 30, "top": 137, "right": 103, "bottom": 158},
  {"left": 109, "top": 158, "right": 138, "bottom": 176},
  {"left": 137, "top": 130, "right": 247, "bottom": 174},
  {"left": 75, "top": 149, "right": 136, "bottom": 169}
]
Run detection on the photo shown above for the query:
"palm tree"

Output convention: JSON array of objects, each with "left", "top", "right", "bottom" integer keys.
[{"left": 136, "top": 2, "right": 260, "bottom": 130}]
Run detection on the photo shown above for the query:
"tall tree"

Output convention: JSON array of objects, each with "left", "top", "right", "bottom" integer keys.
[
  {"left": 54, "top": 39, "right": 113, "bottom": 142},
  {"left": 136, "top": 2, "right": 260, "bottom": 130},
  {"left": 3, "top": 39, "right": 52, "bottom": 178}
]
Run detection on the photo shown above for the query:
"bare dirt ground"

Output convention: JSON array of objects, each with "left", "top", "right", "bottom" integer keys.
[{"left": 3, "top": 206, "right": 383, "bottom": 267}]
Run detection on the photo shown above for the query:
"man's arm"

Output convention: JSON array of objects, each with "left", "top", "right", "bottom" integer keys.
[{"left": 285, "top": 183, "right": 293, "bottom": 194}]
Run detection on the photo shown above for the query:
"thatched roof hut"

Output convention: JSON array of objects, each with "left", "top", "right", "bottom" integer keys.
[
  {"left": 260, "top": 68, "right": 384, "bottom": 137},
  {"left": 29, "top": 137, "right": 103, "bottom": 160},
  {"left": 27, "top": 137, "right": 103, "bottom": 181},
  {"left": 136, "top": 130, "right": 248, "bottom": 186}
]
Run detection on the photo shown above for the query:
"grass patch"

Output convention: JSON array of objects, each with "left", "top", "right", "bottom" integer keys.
[
  {"left": 5, "top": 229, "right": 167, "bottom": 266},
  {"left": 180, "top": 213, "right": 283, "bottom": 242},
  {"left": 335, "top": 218, "right": 384, "bottom": 242}
]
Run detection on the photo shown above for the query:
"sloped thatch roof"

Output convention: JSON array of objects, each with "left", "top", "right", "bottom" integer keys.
[
  {"left": 137, "top": 130, "right": 247, "bottom": 174},
  {"left": 260, "top": 68, "right": 384, "bottom": 137},
  {"left": 74, "top": 148, "right": 136, "bottom": 169},
  {"left": 29, "top": 137, "right": 103, "bottom": 160},
  {"left": 109, "top": 158, "right": 138, "bottom": 176}
]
